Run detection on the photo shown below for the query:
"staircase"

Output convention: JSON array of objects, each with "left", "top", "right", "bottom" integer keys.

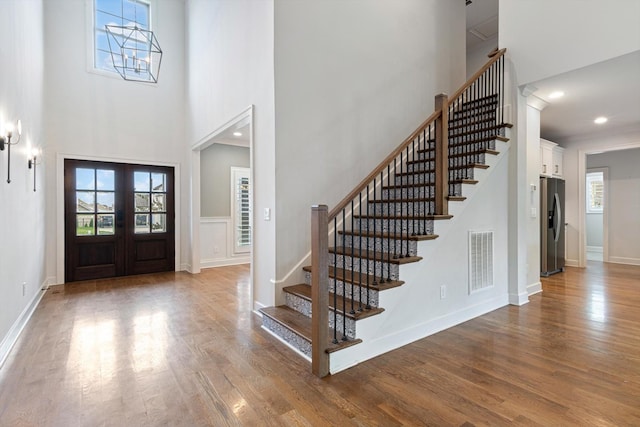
[{"left": 260, "top": 49, "right": 511, "bottom": 376}]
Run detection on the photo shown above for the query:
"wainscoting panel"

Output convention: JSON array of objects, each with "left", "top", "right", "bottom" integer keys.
[{"left": 200, "top": 217, "right": 249, "bottom": 268}]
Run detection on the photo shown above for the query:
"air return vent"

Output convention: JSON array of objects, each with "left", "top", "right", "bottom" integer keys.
[{"left": 469, "top": 231, "right": 494, "bottom": 293}]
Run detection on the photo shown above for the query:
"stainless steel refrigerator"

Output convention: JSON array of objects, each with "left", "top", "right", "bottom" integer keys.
[{"left": 540, "top": 177, "right": 565, "bottom": 276}]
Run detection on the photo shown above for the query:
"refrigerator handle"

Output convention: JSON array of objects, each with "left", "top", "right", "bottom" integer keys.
[{"left": 554, "top": 192, "right": 562, "bottom": 242}]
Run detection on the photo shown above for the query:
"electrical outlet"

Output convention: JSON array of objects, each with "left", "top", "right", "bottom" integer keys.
[
  {"left": 213, "top": 246, "right": 220, "bottom": 254},
  {"left": 264, "top": 208, "right": 271, "bottom": 221},
  {"left": 440, "top": 285, "right": 446, "bottom": 299},
  {"left": 22, "top": 282, "right": 26, "bottom": 296}
]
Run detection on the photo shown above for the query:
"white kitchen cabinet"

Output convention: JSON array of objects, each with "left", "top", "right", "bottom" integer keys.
[{"left": 540, "top": 139, "right": 564, "bottom": 178}]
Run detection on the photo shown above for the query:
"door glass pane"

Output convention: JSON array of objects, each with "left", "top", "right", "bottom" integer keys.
[
  {"left": 135, "top": 193, "right": 150, "bottom": 212},
  {"left": 151, "top": 194, "right": 165, "bottom": 212},
  {"left": 151, "top": 173, "right": 165, "bottom": 192},
  {"left": 76, "top": 214, "right": 95, "bottom": 236},
  {"left": 134, "top": 171, "right": 150, "bottom": 192},
  {"left": 151, "top": 214, "right": 166, "bottom": 233},
  {"left": 76, "top": 169, "right": 95, "bottom": 190},
  {"left": 96, "top": 169, "right": 115, "bottom": 191},
  {"left": 76, "top": 191, "right": 95, "bottom": 212},
  {"left": 96, "top": 192, "right": 115, "bottom": 212},
  {"left": 135, "top": 214, "right": 150, "bottom": 234},
  {"left": 97, "top": 214, "right": 115, "bottom": 235}
]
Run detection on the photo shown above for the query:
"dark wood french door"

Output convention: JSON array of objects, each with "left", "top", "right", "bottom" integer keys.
[{"left": 64, "top": 159, "right": 175, "bottom": 282}]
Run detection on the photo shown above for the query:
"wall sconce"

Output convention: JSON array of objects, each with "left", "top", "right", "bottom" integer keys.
[
  {"left": 28, "top": 147, "right": 41, "bottom": 192},
  {"left": 0, "top": 119, "right": 22, "bottom": 183}
]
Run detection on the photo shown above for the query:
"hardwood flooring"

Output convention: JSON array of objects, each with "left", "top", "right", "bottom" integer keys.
[{"left": 0, "top": 262, "right": 639, "bottom": 426}]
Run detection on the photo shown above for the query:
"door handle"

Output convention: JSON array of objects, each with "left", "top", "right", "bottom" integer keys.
[{"left": 116, "top": 209, "right": 124, "bottom": 228}]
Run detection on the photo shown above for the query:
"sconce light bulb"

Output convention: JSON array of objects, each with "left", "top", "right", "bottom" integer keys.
[
  {"left": 5, "top": 123, "right": 14, "bottom": 136},
  {"left": 17, "top": 120, "right": 22, "bottom": 136}
]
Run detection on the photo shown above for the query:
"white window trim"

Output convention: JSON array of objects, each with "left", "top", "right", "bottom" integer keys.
[
  {"left": 586, "top": 171, "right": 604, "bottom": 214},
  {"left": 84, "top": 0, "right": 157, "bottom": 81}
]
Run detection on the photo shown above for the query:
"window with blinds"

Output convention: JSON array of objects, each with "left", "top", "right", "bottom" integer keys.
[
  {"left": 231, "top": 167, "right": 251, "bottom": 254},
  {"left": 586, "top": 171, "right": 604, "bottom": 213}
]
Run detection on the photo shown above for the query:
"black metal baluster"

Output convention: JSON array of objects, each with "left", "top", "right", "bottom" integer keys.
[
  {"left": 379, "top": 171, "right": 385, "bottom": 283},
  {"left": 398, "top": 149, "right": 404, "bottom": 258},
  {"left": 341, "top": 209, "right": 347, "bottom": 340},
  {"left": 358, "top": 191, "right": 363, "bottom": 312},
  {"left": 350, "top": 200, "right": 355, "bottom": 315},
  {"left": 366, "top": 184, "right": 371, "bottom": 309},
  {"left": 371, "top": 178, "right": 377, "bottom": 285},
  {"left": 332, "top": 219, "right": 338, "bottom": 344},
  {"left": 393, "top": 157, "right": 398, "bottom": 259},
  {"left": 405, "top": 146, "right": 410, "bottom": 257},
  {"left": 386, "top": 164, "right": 391, "bottom": 281}
]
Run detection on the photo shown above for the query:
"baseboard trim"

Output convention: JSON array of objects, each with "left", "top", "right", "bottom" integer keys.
[
  {"left": 608, "top": 256, "right": 640, "bottom": 266},
  {"left": 509, "top": 291, "right": 529, "bottom": 306},
  {"left": 0, "top": 287, "right": 47, "bottom": 370},
  {"left": 565, "top": 259, "right": 579, "bottom": 267},
  {"left": 586, "top": 246, "right": 603, "bottom": 253},
  {"left": 527, "top": 281, "right": 542, "bottom": 296},
  {"left": 201, "top": 257, "right": 250, "bottom": 269},
  {"left": 329, "top": 295, "right": 508, "bottom": 374}
]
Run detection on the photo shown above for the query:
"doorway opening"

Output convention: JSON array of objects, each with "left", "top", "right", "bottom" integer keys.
[
  {"left": 191, "top": 106, "right": 254, "bottom": 287},
  {"left": 585, "top": 167, "right": 606, "bottom": 263}
]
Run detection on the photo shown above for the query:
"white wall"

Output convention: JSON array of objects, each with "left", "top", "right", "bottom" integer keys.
[
  {"left": 586, "top": 148, "right": 640, "bottom": 264},
  {"left": 560, "top": 128, "right": 640, "bottom": 266},
  {"left": 43, "top": 0, "right": 186, "bottom": 282},
  {"left": 186, "top": 0, "right": 276, "bottom": 308},
  {"left": 273, "top": 0, "right": 466, "bottom": 285},
  {"left": 499, "top": 0, "right": 640, "bottom": 84},
  {"left": 585, "top": 213, "right": 603, "bottom": 247},
  {"left": 0, "top": 0, "right": 46, "bottom": 364},
  {"left": 467, "top": 36, "right": 498, "bottom": 78},
  {"left": 200, "top": 144, "right": 250, "bottom": 217}
]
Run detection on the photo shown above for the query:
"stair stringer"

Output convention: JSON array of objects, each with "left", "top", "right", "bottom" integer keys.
[{"left": 329, "top": 138, "right": 512, "bottom": 374}]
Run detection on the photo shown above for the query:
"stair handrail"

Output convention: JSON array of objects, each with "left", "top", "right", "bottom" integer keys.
[
  {"left": 328, "top": 108, "right": 443, "bottom": 221},
  {"left": 448, "top": 48, "right": 506, "bottom": 106}
]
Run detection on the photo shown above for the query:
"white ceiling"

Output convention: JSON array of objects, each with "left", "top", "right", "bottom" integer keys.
[
  {"left": 466, "top": 2, "right": 640, "bottom": 144},
  {"left": 533, "top": 51, "right": 640, "bottom": 142}
]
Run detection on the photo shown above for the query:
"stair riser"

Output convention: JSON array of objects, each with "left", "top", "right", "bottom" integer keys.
[
  {"left": 355, "top": 217, "right": 434, "bottom": 236},
  {"left": 303, "top": 271, "right": 380, "bottom": 308},
  {"left": 381, "top": 184, "right": 462, "bottom": 199},
  {"left": 382, "top": 186, "right": 433, "bottom": 200},
  {"left": 406, "top": 159, "right": 435, "bottom": 173},
  {"left": 285, "top": 293, "right": 357, "bottom": 339},
  {"left": 394, "top": 172, "right": 435, "bottom": 186},
  {"left": 369, "top": 201, "right": 435, "bottom": 218},
  {"left": 262, "top": 316, "right": 312, "bottom": 358},
  {"left": 330, "top": 254, "right": 400, "bottom": 281},
  {"left": 407, "top": 154, "right": 490, "bottom": 172},
  {"left": 449, "top": 126, "right": 505, "bottom": 140},
  {"left": 448, "top": 131, "right": 504, "bottom": 145},
  {"left": 415, "top": 142, "right": 496, "bottom": 162},
  {"left": 342, "top": 233, "right": 419, "bottom": 257},
  {"left": 449, "top": 113, "right": 497, "bottom": 126}
]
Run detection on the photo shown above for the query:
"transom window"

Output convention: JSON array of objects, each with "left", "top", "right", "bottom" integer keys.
[{"left": 94, "top": 0, "right": 150, "bottom": 73}]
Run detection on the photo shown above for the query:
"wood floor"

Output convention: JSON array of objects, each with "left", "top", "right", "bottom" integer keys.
[{"left": 0, "top": 262, "right": 639, "bottom": 426}]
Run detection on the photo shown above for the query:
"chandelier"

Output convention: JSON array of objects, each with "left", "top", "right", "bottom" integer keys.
[{"left": 105, "top": 24, "right": 163, "bottom": 83}]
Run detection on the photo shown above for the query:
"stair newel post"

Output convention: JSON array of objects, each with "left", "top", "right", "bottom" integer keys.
[
  {"left": 311, "top": 205, "right": 329, "bottom": 378},
  {"left": 434, "top": 93, "right": 449, "bottom": 216},
  {"left": 311, "top": 205, "right": 330, "bottom": 378}
]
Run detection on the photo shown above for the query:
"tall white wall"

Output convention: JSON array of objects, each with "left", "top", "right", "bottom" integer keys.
[
  {"left": 43, "top": 0, "right": 186, "bottom": 282},
  {"left": 273, "top": 0, "right": 466, "bottom": 283},
  {"left": 200, "top": 144, "right": 250, "bottom": 217},
  {"left": 0, "top": 0, "right": 46, "bottom": 362},
  {"left": 561, "top": 129, "right": 640, "bottom": 266},
  {"left": 499, "top": 0, "right": 640, "bottom": 84},
  {"left": 186, "top": 0, "right": 276, "bottom": 307}
]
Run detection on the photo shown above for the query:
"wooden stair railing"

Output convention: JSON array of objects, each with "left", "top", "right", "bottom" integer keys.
[{"left": 310, "top": 49, "right": 507, "bottom": 377}]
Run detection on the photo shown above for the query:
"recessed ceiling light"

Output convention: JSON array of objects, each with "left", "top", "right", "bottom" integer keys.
[
  {"left": 233, "top": 132, "right": 242, "bottom": 137},
  {"left": 548, "top": 91, "right": 564, "bottom": 99},
  {"left": 594, "top": 117, "right": 608, "bottom": 124}
]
